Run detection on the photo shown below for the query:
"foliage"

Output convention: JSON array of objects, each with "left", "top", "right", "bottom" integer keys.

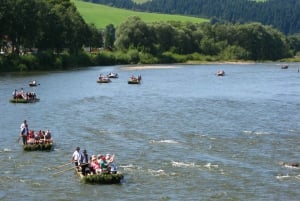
[
  {"left": 287, "top": 34, "right": 300, "bottom": 56},
  {"left": 23, "top": 143, "right": 53, "bottom": 151},
  {"left": 103, "top": 24, "right": 115, "bottom": 50},
  {"left": 72, "top": 0, "right": 208, "bottom": 29},
  {"left": 86, "top": 0, "right": 300, "bottom": 35},
  {"left": 139, "top": 52, "right": 159, "bottom": 64},
  {"left": 114, "top": 19, "right": 289, "bottom": 61},
  {"left": 0, "top": 0, "right": 98, "bottom": 56},
  {"left": 81, "top": 173, "right": 124, "bottom": 184},
  {"left": 0, "top": 0, "right": 298, "bottom": 72}
]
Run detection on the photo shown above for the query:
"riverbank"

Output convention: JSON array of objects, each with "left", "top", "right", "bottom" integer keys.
[{"left": 1, "top": 50, "right": 299, "bottom": 73}]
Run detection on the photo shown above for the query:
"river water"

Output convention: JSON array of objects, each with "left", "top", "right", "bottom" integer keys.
[{"left": 0, "top": 63, "right": 299, "bottom": 201}]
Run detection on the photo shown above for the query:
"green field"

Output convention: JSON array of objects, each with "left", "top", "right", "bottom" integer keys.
[
  {"left": 132, "top": 0, "right": 150, "bottom": 3},
  {"left": 72, "top": 0, "right": 209, "bottom": 29}
]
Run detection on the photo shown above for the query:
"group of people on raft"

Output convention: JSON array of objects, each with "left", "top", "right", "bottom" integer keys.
[
  {"left": 130, "top": 75, "right": 142, "bottom": 81},
  {"left": 71, "top": 147, "right": 118, "bottom": 176},
  {"left": 13, "top": 88, "right": 37, "bottom": 100},
  {"left": 19, "top": 120, "right": 52, "bottom": 145}
]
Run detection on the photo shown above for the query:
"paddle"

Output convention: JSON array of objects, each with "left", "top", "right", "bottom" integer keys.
[
  {"left": 16, "top": 136, "right": 21, "bottom": 143},
  {"left": 52, "top": 163, "right": 89, "bottom": 176},
  {"left": 16, "top": 134, "right": 23, "bottom": 144},
  {"left": 52, "top": 167, "right": 75, "bottom": 176},
  {"left": 52, "top": 166, "right": 75, "bottom": 176},
  {"left": 55, "top": 162, "right": 72, "bottom": 169}
]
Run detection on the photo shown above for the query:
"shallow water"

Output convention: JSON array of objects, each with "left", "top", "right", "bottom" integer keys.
[{"left": 1, "top": 63, "right": 300, "bottom": 201}]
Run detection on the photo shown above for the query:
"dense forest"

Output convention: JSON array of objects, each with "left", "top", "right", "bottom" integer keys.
[
  {"left": 1, "top": 0, "right": 300, "bottom": 72},
  {"left": 85, "top": 0, "right": 300, "bottom": 35}
]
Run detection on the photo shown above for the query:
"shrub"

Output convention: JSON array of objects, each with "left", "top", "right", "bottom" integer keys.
[
  {"left": 95, "top": 51, "right": 116, "bottom": 65},
  {"left": 19, "top": 54, "right": 39, "bottom": 70},
  {"left": 139, "top": 52, "right": 158, "bottom": 64}
]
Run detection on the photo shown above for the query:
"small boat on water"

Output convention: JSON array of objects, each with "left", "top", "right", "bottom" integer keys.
[
  {"left": 29, "top": 80, "right": 39, "bottom": 87},
  {"left": 281, "top": 65, "right": 288, "bottom": 69},
  {"left": 75, "top": 169, "right": 124, "bottom": 184},
  {"left": 107, "top": 72, "right": 119, "bottom": 78},
  {"left": 128, "top": 75, "right": 142, "bottom": 84},
  {"left": 23, "top": 142, "right": 53, "bottom": 151},
  {"left": 10, "top": 89, "right": 39, "bottom": 103},
  {"left": 10, "top": 97, "right": 40, "bottom": 103},
  {"left": 97, "top": 75, "right": 111, "bottom": 83},
  {"left": 283, "top": 162, "right": 299, "bottom": 168},
  {"left": 22, "top": 130, "right": 53, "bottom": 151},
  {"left": 216, "top": 70, "right": 225, "bottom": 76}
]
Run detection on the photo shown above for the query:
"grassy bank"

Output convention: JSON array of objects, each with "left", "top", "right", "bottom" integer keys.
[{"left": 72, "top": 0, "right": 208, "bottom": 29}]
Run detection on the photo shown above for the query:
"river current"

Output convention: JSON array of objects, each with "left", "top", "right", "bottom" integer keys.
[{"left": 0, "top": 63, "right": 299, "bottom": 201}]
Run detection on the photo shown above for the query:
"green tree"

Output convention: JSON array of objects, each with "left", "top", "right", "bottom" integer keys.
[
  {"left": 233, "top": 23, "right": 288, "bottom": 60},
  {"left": 104, "top": 24, "right": 115, "bottom": 50},
  {"left": 287, "top": 34, "right": 300, "bottom": 56},
  {"left": 2, "top": 0, "right": 40, "bottom": 54},
  {"left": 86, "top": 24, "right": 103, "bottom": 52},
  {"left": 150, "top": 22, "right": 176, "bottom": 54},
  {"left": 115, "top": 16, "right": 154, "bottom": 53}
]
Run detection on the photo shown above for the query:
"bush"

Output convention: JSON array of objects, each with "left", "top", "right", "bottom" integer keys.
[
  {"left": 127, "top": 49, "right": 140, "bottom": 64},
  {"left": 114, "top": 51, "right": 131, "bottom": 64},
  {"left": 219, "top": 45, "right": 250, "bottom": 60},
  {"left": 139, "top": 52, "right": 158, "bottom": 64},
  {"left": 18, "top": 64, "right": 28, "bottom": 72},
  {"left": 19, "top": 54, "right": 39, "bottom": 70},
  {"left": 95, "top": 51, "right": 116, "bottom": 65}
]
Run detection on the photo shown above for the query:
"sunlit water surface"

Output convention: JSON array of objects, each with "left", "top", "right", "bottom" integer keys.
[{"left": 0, "top": 63, "right": 299, "bottom": 201}]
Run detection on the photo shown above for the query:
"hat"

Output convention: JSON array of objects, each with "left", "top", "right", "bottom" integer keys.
[
  {"left": 76, "top": 147, "right": 80, "bottom": 150},
  {"left": 91, "top": 155, "right": 97, "bottom": 160}
]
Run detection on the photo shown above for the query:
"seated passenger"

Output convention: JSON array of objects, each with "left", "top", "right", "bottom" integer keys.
[
  {"left": 45, "top": 129, "right": 51, "bottom": 139},
  {"left": 27, "top": 130, "right": 35, "bottom": 144},
  {"left": 99, "top": 155, "right": 111, "bottom": 173},
  {"left": 90, "top": 155, "right": 101, "bottom": 174},
  {"left": 105, "top": 154, "right": 117, "bottom": 173}
]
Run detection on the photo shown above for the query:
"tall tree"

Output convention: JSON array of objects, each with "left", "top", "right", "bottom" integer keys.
[
  {"left": 115, "top": 16, "right": 154, "bottom": 53},
  {"left": 103, "top": 24, "right": 115, "bottom": 50}
]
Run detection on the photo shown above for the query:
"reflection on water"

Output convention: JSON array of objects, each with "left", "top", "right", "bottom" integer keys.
[{"left": 1, "top": 63, "right": 300, "bottom": 201}]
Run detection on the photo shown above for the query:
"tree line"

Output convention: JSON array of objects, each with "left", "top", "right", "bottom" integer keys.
[
  {"left": 0, "top": 0, "right": 102, "bottom": 55},
  {"left": 1, "top": 0, "right": 300, "bottom": 72},
  {"left": 114, "top": 16, "right": 298, "bottom": 61},
  {"left": 86, "top": 0, "right": 300, "bottom": 35}
]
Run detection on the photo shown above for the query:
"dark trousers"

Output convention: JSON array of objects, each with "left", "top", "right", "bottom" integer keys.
[
  {"left": 74, "top": 161, "right": 79, "bottom": 169},
  {"left": 22, "top": 135, "right": 27, "bottom": 145},
  {"left": 81, "top": 164, "right": 89, "bottom": 175}
]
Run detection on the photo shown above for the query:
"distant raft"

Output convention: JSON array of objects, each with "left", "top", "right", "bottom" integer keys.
[
  {"left": 10, "top": 97, "right": 40, "bottom": 103},
  {"left": 107, "top": 72, "right": 119, "bottom": 78},
  {"left": 29, "top": 80, "right": 39, "bottom": 87},
  {"left": 22, "top": 130, "right": 53, "bottom": 151},
  {"left": 128, "top": 75, "right": 142, "bottom": 84},
  {"left": 23, "top": 142, "right": 53, "bottom": 151},
  {"left": 10, "top": 89, "right": 39, "bottom": 103},
  {"left": 76, "top": 169, "right": 124, "bottom": 184},
  {"left": 216, "top": 70, "right": 225, "bottom": 76},
  {"left": 97, "top": 76, "right": 111, "bottom": 83}
]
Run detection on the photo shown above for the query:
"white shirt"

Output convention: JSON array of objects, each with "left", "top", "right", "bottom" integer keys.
[
  {"left": 20, "top": 122, "right": 26, "bottom": 132},
  {"left": 72, "top": 150, "right": 81, "bottom": 162}
]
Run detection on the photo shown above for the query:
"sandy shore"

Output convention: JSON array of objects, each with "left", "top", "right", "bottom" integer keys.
[
  {"left": 121, "top": 65, "right": 180, "bottom": 70},
  {"left": 121, "top": 62, "right": 255, "bottom": 70}
]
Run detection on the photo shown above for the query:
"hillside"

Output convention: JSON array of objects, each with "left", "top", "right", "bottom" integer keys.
[
  {"left": 72, "top": 0, "right": 208, "bottom": 29},
  {"left": 85, "top": 0, "right": 300, "bottom": 35}
]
